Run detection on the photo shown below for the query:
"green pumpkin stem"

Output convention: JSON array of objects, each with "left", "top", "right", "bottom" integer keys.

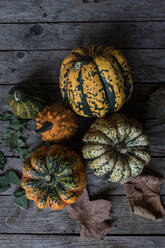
[{"left": 35, "top": 121, "right": 53, "bottom": 134}]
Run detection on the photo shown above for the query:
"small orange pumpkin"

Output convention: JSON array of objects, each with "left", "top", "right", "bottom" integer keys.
[{"left": 35, "top": 104, "right": 78, "bottom": 142}]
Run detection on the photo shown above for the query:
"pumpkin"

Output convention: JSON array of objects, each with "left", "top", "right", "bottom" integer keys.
[
  {"left": 35, "top": 104, "right": 78, "bottom": 142},
  {"left": 21, "top": 144, "right": 87, "bottom": 210},
  {"left": 8, "top": 82, "right": 46, "bottom": 119},
  {"left": 60, "top": 46, "right": 133, "bottom": 117},
  {"left": 82, "top": 113, "right": 150, "bottom": 182}
]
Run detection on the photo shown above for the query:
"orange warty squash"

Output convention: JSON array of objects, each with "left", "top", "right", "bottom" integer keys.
[
  {"left": 21, "top": 144, "right": 87, "bottom": 210},
  {"left": 35, "top": 104, "right": 78, "bottom": 142},
  {"left": 60, "top": 45, "right": 133, "bottom": 117}
]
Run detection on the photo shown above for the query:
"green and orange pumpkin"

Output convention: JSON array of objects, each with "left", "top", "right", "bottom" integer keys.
[
  {"left": 21, "top": 144, "right": 87, "bottom": 210},
  {"left": 82, "top": 113, "right": 150, "bottom": 182},
  {"left": 60, "top": 46, "right": 133, "bottom": 117},
  {"left": 8, "top": 82, "right": 46, "bottom": 119}
]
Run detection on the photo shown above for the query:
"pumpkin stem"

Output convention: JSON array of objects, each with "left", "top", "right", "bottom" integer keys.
[
  {"left": 35, "top": 121, "right": 53, "bottom": 134},
  {"left": 13, "top": 90, "right": 21, "bottom": 101}
]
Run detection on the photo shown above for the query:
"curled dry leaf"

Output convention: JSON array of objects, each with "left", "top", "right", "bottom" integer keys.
[
  {"left": 123, "top": 173, "right": 165, "bottom": 221},
  {"left": 66, "top": 188, "right": 113, "bottom": 241}
]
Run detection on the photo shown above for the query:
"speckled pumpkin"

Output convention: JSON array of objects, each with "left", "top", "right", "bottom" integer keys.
[
  {"left": 35, "top": 104, "right": 78, "bottom": 142},
  {"left": 21, "top": 144, "right": 87, "bottom": 210},
  {"left": 60, "top": 46, "right": 133, "bottom": 117},
  {"left": 82, "top": 113, "right": 150, "bottom": 182},
  {"left": 8, "top": 83, "right": 46, "bottom": 119}
]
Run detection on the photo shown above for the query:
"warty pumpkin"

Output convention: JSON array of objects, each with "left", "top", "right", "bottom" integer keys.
[
  {"left": 60, "top": 45, "right": 133, "bottom": 117},
  {"left": 82, "top": 113, "right": 150, "bottom": 182},
  {"left": 21, "top": 144, "right": 87, "bottom": 210},
  {"left": 35, "top": 104, "right": 78, "bottom": 142},
  {"left": 8, "top": 82, "right": 46, "bottom": 119}
]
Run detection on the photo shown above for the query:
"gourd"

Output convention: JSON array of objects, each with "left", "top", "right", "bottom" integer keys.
[
  {"left": 35, "top": 104, "right": 78, "bottom": 142},
  {"left": 8, "top": 82, "right": 46, "bottom": 119},
  {"left": 60, "top": 46, "right": 133, "bottom": 117},
  {"left": 21, "top": 144, "right": 87, "bottom": 210},
  {"left": 82, "top": 113, "right": 150, "bottom": 182}
]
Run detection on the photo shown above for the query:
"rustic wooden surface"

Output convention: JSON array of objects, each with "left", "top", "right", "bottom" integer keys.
[{"left": 0, "top": 1, "right": 165, "bottom": 247}]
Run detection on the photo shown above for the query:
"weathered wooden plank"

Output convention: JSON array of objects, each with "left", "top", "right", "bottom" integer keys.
[
  {"left": 0, "top": 50, "right": 164, "bottom": 84},
  {"left": 0, "top": 22, "right": 164, "bottom": 50},
  {"left": 0, "top": 157, "right": 165, "bottom": 196},
  {"left": 0, "top": 195, "right": 165, "bottom": 234},
  {"left": 0, "top": 235, "right": 165, "bottom": 248},
  {"left": 0, "top": 0, "right": 165, "bottom": 22}
]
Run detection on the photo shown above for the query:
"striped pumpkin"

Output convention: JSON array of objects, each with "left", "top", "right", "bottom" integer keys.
[
  {"left": 82, "top": 113, "right": 150, "bottom": 182},
  {"left": 8, "top": 83, "right": 46, "bottom": 119},
  {"left": 21, "top": 144, "right": 87, "bottom": 210},
  {"left": 60, "top": 46, "right": 133, "bottom": 117}
]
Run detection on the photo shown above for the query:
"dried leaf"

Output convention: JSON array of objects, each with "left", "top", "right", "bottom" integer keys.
[
  {"left": 123, "top": 173, "right": 165, "bottom": 221},
  {"left": 66, "top": 188, "right": 113, "bottom": 241},
  {"left": 0, "top": 151, "right": 6, "bottom": 170}
]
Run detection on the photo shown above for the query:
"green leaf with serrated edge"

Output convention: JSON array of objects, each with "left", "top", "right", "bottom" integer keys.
[
  {"left": 0, "top": 151, "right": 6, "bottom": 170},
  {"left": 1, "top": 114, "right": 30, "bottom": 159},
  {"left": 0, "top": 171, "right": 21, "bottom": 187},
  {"left": 42, "top": 12, "right": 47, "bottom": 18},
  {"left": 9, "top": 119, "right": 23, "bottom": 130},
  {"left": 0, "top": 185, "right": 9, "bottom": 193},
  {"left": 0, "top": 112, "right": 13, "bottom": 121},
  {"left": 16, "top": 138, "right": 25, "bottom": 148},
  {"left": 13, "top": 188, "right": 25, "bottom": 197},
  {"left": 13, "top": 188, "right": 30, "bottom": 209}
]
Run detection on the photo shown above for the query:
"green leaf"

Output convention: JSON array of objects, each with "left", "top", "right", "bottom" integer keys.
[
  {"left": 0, "top": 184, "right": 9, "bottom": 193},
  {"left": 13, "top": 188, "right": 30, "bottom": 209},
  {"left": 3, "top": 129, "right": 20, "bottom": 141},
  {"left": 42, "top": 12, "right": 47, "bottom": 18},
  {"left": 16, "top": 138, "right": 25, "bottom": 148},
  {"left": 0, "top": 171, "right": 21, "bottom": 187},
  {"left": 9, "top": 119, "right": 23, "bottom": 130},
  {"left": 13, "top": 188, "right": 25, "bottom": 197},
  {"left": 0, "top": 112, "right": 13, "bottom": 121},
  {"left": 0, "top": 151, "right": 6, "bottom": 170}
]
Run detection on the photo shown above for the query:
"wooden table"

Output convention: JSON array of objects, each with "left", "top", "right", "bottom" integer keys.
[{"left": 0, "top": 1, "right": 165, "bottom": 247}]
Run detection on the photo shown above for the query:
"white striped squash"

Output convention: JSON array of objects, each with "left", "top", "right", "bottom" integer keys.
[{"left": 82, "top": 113, "right": 150, "bottom": 182}]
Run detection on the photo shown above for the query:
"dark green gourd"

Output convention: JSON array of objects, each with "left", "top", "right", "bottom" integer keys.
[{"left": 8, "top": 83, "right": 46, "bottom": 119}]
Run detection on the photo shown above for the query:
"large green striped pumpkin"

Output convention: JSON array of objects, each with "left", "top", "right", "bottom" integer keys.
[
  {"left": 60, "top": 46, "right": 133, "bottom": 117},
  {"left": 8, "top": 83, "right": 46, "bottom": 119},
  {"left": 21, "top": 144, "right": 87, "bottom": 210},
  {"left": 82, "top": 113, "right": 150, "bottom": 182}
]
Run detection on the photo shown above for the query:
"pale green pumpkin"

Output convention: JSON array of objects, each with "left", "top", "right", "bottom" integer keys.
[{"left": 82, "top": 113, "right": 150, "bottom": 182}]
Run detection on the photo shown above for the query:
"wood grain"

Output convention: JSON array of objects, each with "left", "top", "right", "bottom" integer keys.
[
  {"left": 0, "top": 0, "right": 164, "bottom": 243},
  {"left": 0, "top": 22, "right": 164, "bottom": 50},
  {"left": 0, "top": 49, "right": 164, "bottom": 84},
  {"left": 0, "top": 0, "right": 164, "bottom": 22},
  {"left": 0, "top": 195, "right": 164, "bottom": 235},
  {"left": 0, "top": 235, "right": 165, "bottom": 248}
]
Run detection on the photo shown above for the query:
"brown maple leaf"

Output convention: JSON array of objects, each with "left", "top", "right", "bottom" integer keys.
[
  {"left": 123, "top": 173, "right": 165, "bottom": 221},
  {"left": 66, "top": 188, "right": 113, "bottom": 241}
]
